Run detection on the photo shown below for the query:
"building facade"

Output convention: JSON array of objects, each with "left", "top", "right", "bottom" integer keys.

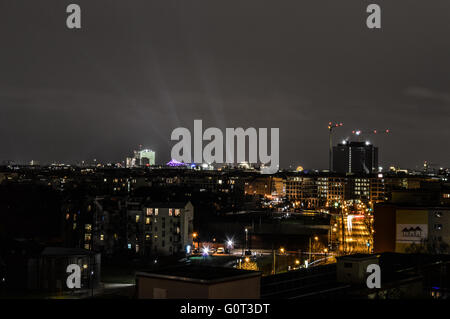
[
  {"left": 128, "top": 201, "right": 194, "bottom": 256},
  {"left": 333, "top": 141, "right": 378, "bottom": 174},
  {"left": 374, "top": 204, "right": 450, "bottom": 254}
]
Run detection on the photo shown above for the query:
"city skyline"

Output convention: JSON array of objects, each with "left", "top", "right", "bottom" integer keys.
[{"left": 1, "top": 0, "right": 450, "bottom": 169}]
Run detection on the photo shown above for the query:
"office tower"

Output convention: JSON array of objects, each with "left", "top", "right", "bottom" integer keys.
[{"left": 333, "top": 141, "right": 378, "bottom": 174}]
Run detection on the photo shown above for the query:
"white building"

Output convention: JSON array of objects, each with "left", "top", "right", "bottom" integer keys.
[
  {"left": 138, "top": 149, "right": 155, "bottom": 166},
  {"left": 126, "top": 149, "right": 156, "bottom": 168},
  {"left": 129, "top": 201, "right": 194, "bottom": 256}
]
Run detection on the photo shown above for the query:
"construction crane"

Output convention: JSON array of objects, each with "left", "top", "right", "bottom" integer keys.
[
  {"left": 328, "top": 122, "right": 343, "bottom": 172},
  {"left": 351, "top": 129, "right": 390, "bottom": 143},
  {"left": 352, "top": 129, "right": 390, "bottom": 136}
]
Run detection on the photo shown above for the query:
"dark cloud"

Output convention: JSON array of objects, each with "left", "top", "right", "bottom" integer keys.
[
  {"left": 404, "top": 87, "right": 450, "bottom": 105},
  {"left": 1, "top": 0, "right": 450, "bottom": 169}
]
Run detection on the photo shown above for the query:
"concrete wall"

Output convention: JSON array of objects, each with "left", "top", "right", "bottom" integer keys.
[
  {"left": 137, "top": 276, "right": 260, "bottom": 299},
  {"left": 374, "top": 205, "right": 396, "bottom": 253},
  {"left": 337, "top": 257, "right": 378, "bottom": 284}
]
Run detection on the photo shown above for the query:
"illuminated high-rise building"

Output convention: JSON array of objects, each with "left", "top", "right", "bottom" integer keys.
[
  {"left": 138, "top": 149, "right": 155, "bottom": 166},
  {"left": 126, "top": 148, "right": 156, "bottom": 167},
  {"left": 333, "top": 141, "right": 378, "bottom": 174}
]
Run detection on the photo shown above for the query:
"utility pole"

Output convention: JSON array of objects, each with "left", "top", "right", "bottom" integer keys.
[
  {"left": 341, "top": 210, "right": 346, "bottom": 255},
  {"left": 245, "top": 228, "right": 248, "bottom": 253},
  {"left": 273, "top": 249, "right": 276, "bottom": 275},
  {"left": 309, "top": 237, "right": 312, "bottom": 263}
]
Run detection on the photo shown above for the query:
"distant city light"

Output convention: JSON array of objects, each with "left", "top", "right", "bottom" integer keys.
[{"left": 166, "top": 159, "right": 185, "bottom": 167}]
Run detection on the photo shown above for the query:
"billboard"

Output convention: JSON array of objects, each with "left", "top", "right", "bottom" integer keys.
[{"left": 396, "top": 224, "right": 428, "bottom": 244}]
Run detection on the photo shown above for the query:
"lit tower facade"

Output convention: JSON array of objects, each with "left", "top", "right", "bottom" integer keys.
[
  {"left": 138, "top": 149, "right": 155, "bottom": 166},
  {"left": 333, "top": 141, "right": 378, "bottom": 174}
]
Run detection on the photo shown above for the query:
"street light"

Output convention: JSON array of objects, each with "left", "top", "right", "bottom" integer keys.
[
  {"left": 279, "top": 247, "right": 285, "bottom": 254},
  {"left": 244, "top": 228, "right": 249, "bottom": 253},
  {"left": 192, "top": 232, "right": 198, "bottom": 249}
]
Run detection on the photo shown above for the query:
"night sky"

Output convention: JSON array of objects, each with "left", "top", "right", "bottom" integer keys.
[{"left": 1, "top": 0, "right": 449, "bottom": 170}]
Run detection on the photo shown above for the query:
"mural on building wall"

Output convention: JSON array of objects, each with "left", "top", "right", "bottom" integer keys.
[{"left": 396, "top": 224, "right": 428, "bottom": 244}]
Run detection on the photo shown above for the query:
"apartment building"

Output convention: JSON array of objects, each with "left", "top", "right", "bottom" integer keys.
[{"left": 129, "top": 201, "right": 194, "bottom": 256}]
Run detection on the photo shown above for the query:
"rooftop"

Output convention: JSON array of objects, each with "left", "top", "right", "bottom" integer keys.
[
  {"left": 144, "top": 202, "right": 190, "bottom": 209},
  {"left": 136, "top": 265, "right": 261, "bottom": 284},
  {"left": 41, "top": 247, "right": 97, "bottom": 257},
  {"left": 337, "top": 253, "right": 378, "bottom": 261}
]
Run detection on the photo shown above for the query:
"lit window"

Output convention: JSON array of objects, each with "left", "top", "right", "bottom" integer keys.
[
  {"left": 146, "top": 208, "right": 153, "bottom": 216},
  {"left": 146, "top": 217, "right": 150, "bottom": 225},
  {"left": 100, "top": 234, "right": 104, "bottom": 241},
  {"left": 169, "top": 209, "right": 173, "bottom": 216},
  {"left": 175, "top": 209, "right": 181, "bottom": 216},
  {"left": 155, "top": 208, "right": 159, "bottom": 216},
  {"left": 85, "top": 224, "right": 92, "bottom": 231},
  {"left": 136, "top": 215, "right": 140, "bottom": 223}
]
